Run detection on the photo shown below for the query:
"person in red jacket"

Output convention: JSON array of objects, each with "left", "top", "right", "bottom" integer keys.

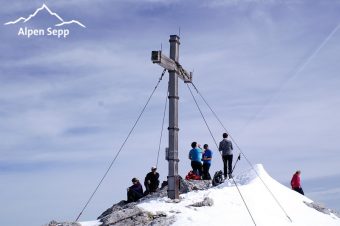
[{"left": 291, "top": 170, "right": 304, "bottom": 195}]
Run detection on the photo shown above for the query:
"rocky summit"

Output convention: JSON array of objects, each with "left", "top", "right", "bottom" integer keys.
[{"left": 46, "top": 177, "right": 211, "bottom": 226}]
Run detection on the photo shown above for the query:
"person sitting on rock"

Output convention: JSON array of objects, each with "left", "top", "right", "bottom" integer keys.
[
  {"left": 144, "top": 166, "right": 160, "bottom": 195},
  {"left": 127, "top": 178, "right": 144, "bottom": 203}
]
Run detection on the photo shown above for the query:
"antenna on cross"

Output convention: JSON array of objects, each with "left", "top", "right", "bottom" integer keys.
[{"left": 178, "top": 27, "right": 181, "bottom": 37}]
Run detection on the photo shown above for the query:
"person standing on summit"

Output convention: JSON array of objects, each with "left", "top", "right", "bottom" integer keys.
[
  {"left": 219, "top": 133, "right": 233, "bottom": 179},
  {"left": 202, "top": 144, "right": 213, "bottom": 180},
  {"left": 291, "top": 170, "right": 304, "bottom": 195},
  {"left": 188, "top": 142, "right": 203, "bottom": 177}
]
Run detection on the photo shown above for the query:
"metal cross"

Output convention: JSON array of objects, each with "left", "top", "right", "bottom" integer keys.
[{"left": 151, "top": 35, "right": 193, "bottom": 199}]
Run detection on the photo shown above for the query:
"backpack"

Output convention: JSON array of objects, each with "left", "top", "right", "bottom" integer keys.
[
  {"left": 185, "top": 171, "right": 201, "bottom": 180},
  {"left": 212, "top": 170, "right": 224, "bottom": 186}
]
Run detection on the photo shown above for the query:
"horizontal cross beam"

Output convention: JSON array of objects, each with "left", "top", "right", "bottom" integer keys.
[{"left": 151, "top": 50, "right": 192, "bottom": 83}]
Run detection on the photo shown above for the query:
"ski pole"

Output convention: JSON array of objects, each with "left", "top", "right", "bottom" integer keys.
[{"left": 232, "top": 153, "right": 241, "bottom": 173}]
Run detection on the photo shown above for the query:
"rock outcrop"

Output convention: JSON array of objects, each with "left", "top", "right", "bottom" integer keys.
[
  {"left": 45, "top": 178, "right": 212, "bottom": 226},
  {"left": 187, "top": 197, "right": 214, "bottom": 208},
  {"left": 304, "top": 201, "right": 340, "bottom": 218},
  {"left": 44, "top": 220, "right": 81, "bottom": 226},
  {"left": 97, "top": 178, "right": 211, "bottom": 226}
]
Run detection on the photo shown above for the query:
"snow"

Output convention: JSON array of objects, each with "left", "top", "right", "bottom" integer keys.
[
  {"left": 79, "top": 220, "right": 102, "bottom": 226},
  {"left": 79, "top": 164, "right": 340, "bottom": 226}
]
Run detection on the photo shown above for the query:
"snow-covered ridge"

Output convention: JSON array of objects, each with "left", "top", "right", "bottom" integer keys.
[
  {"left": 138, "top": 164, "right": 340, "bottom": 226},
  {"left": 75, "top": 164, "right": 340, "bottom": 226}
]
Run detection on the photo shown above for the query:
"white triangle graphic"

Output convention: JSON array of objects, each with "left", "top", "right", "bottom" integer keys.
[{"left": 4, "top": 4, "right": 86, "bottom": 28}]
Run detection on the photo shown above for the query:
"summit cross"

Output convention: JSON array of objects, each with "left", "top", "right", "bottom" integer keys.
[{"left": 151, "top": 35, "right": 193, "bottom": 199}]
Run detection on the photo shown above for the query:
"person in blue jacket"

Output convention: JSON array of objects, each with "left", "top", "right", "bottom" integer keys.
[
  {"left": 188, "top": 141, "right": 203, "bottom": 176},
  {"left": 202, "top": 144, "right": 213, "bottom": 180}
]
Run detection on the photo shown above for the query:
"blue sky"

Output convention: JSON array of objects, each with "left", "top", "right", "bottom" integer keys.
[{"left": 1, "top": 0, "right": 340, "bottom": 225}]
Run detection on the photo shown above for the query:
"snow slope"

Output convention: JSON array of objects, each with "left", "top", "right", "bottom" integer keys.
[{"left": 80, "top": 164, "right": 340, "bottom": 226}]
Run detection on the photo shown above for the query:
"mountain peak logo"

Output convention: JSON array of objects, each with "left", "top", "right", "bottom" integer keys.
[{"left": 4, "top": 3, "right": 86, "bottom": 38}]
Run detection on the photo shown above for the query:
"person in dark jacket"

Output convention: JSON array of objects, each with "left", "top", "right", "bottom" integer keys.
[
  {"left": 291, "top": 170, "right": 304, "bottom": 195},
  {"left": 202, "top": 144, "right": 213, "bottom": 180},
  {"left": 144, "top": 166, "right": 160, "bottom": 194},
  {"left": 219, "top": 133, "right": 233, "bottom": 179},
  {"left": 127, "top": 178, "right": 144, "bottom": 203}
]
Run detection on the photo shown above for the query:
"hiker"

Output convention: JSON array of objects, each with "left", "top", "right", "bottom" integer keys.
[
  {"left": 144, "top": 166, "right": 160, "bottom": 195},
  {"left": 188, "top": 141, "right": 203, "bottom": 177},
  {"left": 291, "top": 170, "right": 304, "bottom": 195},
  {"left": 219, "top": 133, "right": 233, "bottom": 179},
  {"left": 202, "top": 144, "right": 212, "bottom": 180},
  {"left": 127, "top": 178, "right": 144, "bottom": 203}
]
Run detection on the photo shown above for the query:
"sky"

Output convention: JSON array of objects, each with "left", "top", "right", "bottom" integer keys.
[{"left": 0, "top": 0, "right": 340, "bottom": 225}]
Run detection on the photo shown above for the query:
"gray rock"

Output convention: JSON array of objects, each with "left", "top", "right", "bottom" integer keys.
[
  {"left": 98, "top": 200, "right": 135, "bottom": 219},
  {"left": 97, "top": 178, "right": 212, "bottom": 225},
  {"left": 188, "top": 197, "right": 214, "bottom": 208},
  {"left": 100, "top": 206, "right": 144, "bottom": 225},
  {"left": 43, "top": 220, "right": 81, "bottom": 226},
  {"left": 182, "top": 179, "right": 211, "bottom": 192},
  {"left": 99, "top": 206, "right": 174, "bottom": 226},
  {"left": 44, "top": 178, "right": 211, "bottom": 226},
  {"left": 148, "top": 214, "right": 176, "bottom": 226},
  {"left": 303, "top": 201, "right": 340, "bottom": 218},
  {"left": 330, "top": 209, "right": 340, "bottom": 218}
]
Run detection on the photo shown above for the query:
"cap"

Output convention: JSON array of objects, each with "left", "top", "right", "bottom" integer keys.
[
  {"left": 151, "top": 166, "right": 157, "bottom": 170},
  {"left": 132, "top": 177, "right": 138, "bottom": 183}
]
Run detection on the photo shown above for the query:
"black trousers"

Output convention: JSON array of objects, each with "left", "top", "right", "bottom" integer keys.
[
  {"left": 222, "top": 154, "right": 233, "bottom": 177},
  {"left": 191, "top": 161, "right": 202, "bottom": 176},
  {"left": 202, "top": 163, "right": 211, "bottom": 180},
  {"left": 144, "top": 181, "right": 159, "bottom": 194},
  {"left": 127, "top": 190, "right": 143, "bottom": 203},
  {"left": 293, "top": 187, "right": 304, "bottom": 195}
]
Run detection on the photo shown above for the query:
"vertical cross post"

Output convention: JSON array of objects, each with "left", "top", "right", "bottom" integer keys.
[
  {"left": 167, "top": 35, "right": 180, "bottom": 199},
  {"left": 151, "top": 35, "right": 192, "bottom": 199}
]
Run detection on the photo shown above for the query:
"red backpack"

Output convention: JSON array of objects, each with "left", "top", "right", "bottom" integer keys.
[{"left": 185, "top": 171, "right": 201, "bottom": 180}]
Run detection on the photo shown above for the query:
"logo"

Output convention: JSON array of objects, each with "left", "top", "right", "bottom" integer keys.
[{"left": 4, "top": 3, "right": 86, "bottom": 38}]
